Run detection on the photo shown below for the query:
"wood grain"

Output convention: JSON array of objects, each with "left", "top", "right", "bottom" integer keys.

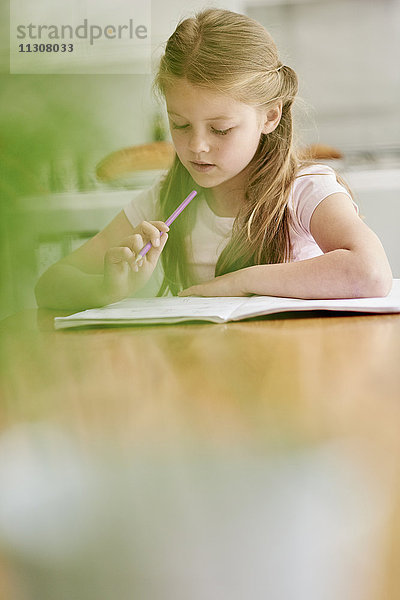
[{"left": 1, "top": 309, "right": 400, "bottom": 598}]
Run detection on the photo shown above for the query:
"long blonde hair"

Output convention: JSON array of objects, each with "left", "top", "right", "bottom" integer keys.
[{"left": 153, "top": 8, "right": 352, "bottom": 295}]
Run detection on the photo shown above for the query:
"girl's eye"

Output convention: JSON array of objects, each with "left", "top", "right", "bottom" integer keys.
[
  {"left": 171, "top": 123, "right": 232, "bottom": 136},
  {"left": 212, "top": 127, "right": 232, "bottom": 136}
]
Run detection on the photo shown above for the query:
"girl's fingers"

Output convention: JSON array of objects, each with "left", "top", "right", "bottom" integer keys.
[
  {"left": 106, "top": 246, "right": 134, "bottom": 264},
  {"left": 137, "top": 232, "right": 168, "bottom": 267},
  {"left": 131, "top": 237, "right": 146, "bottom": 257},
  {"left": 118, "top": 234, "right": 152, "bottom": 264},
  {"left": 106, "top": 243, "right": 143, "bottom": 270},
  {"left": 117, "top": 222, "right": 169, "bottom": 267},
  {"left": 119, "top": 233, "right": 143, "bottom": 253},
  {"left": 148, "top": 221, "right": 170, "bottom": 232},
  {"left": 140, "top": 221, "right": 169, "bottom": 247}
]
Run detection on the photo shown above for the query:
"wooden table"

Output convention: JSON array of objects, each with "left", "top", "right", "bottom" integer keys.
[{"left": 1, "top": 309, "right": 400, "bottom": 599}]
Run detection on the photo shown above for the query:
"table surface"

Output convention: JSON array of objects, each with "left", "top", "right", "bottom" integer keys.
[{"left": 1, "top": 309, "right": 400, "bottom": 599}]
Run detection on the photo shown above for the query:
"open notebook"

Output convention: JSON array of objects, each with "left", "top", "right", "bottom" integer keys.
[{"left": 54, "top": 279, "right": 400, "bottom": 329}]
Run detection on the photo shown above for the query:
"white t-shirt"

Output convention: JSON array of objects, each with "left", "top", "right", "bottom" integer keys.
[{"left": 123, "top": 163, "right": 358, "bottom": 297}]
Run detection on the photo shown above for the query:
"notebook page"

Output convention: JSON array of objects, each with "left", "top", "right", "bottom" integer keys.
[
  {"left": 228, "top": 279, "right": 400, "bottom": 320},
  {"left": 55, "top": 296, "right": 249, "bottom": 326}
]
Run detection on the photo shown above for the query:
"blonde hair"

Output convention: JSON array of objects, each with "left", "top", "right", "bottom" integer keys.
[{"left": 153, "top": 7, "right": 352, "bottom": 295}]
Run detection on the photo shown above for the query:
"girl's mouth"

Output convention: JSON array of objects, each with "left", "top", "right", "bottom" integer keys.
[{"left": 190, "top": 161, "right": 215, "bottom": 172}]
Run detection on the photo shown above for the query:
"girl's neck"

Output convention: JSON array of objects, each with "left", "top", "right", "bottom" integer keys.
[
  {"left": 205, "top": 190, "right": 240, "bottom": 218},
  {"left": 204, "top": 175, "right": 248, "bottom": 218}
]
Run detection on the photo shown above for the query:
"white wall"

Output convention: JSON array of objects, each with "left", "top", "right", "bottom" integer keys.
[{"left": 246, "top": 0, "right": 400, "bottom": 151}]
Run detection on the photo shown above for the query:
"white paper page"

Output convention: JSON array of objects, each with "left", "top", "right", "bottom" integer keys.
[
  {"left": 55, "top": 280, "right": 400, "bottom": 328},
  {"left": 55, "top": 296, "right": 249, "bottom": 325},
  {"left": 229, "top": 279, "right": 400, "bottom": 320}
]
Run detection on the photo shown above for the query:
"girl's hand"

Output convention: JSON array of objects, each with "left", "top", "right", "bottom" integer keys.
[
  {"left": 102, "top": 220, "right": 169, "bottom": 303},
  {"left": 178, "top": 271, "right": 248, "bottom": 297}
]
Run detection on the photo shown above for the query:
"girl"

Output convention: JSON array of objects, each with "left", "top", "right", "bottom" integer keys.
[{"left": 35, "top": 8, "right": 392, "bottom": 310}]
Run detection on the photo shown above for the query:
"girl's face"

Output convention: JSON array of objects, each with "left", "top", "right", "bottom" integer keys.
[{"left": 165, "top": 78, "right": 268, "bottom": 196}]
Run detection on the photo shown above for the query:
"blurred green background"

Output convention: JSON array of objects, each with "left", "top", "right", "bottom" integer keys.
[{"left": 0, "top": 1, "right": 166, "bottom": 319}]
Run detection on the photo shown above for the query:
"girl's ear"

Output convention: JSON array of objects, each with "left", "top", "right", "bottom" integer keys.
[{"left": 261, "top": 102, "right": 282, "bottom": 134}]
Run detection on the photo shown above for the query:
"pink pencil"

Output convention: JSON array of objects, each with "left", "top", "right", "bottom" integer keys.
[{"left": 134, "top": 190, "right": 197, "bottom": 264}]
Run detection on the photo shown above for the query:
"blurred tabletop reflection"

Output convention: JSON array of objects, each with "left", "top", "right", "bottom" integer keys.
[{"left": 0, "top": 308, "right": 400, "bottom": 600}]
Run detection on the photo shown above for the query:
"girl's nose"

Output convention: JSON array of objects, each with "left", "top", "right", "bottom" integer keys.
[{"left": 187, "top": 130, "right": 210, "bottom": 154}]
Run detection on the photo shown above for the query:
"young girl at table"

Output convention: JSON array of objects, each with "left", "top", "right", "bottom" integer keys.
[{"left": 35, "top": 8, "right": 392, "bottom": 310}]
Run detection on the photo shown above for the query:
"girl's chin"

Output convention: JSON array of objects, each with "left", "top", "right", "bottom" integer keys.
[
  {"left": 190, "top": 175, "right": 221, "bottom": 189},
  {"left": 188, "top": 164, "right": 221, "bottom": 182}
]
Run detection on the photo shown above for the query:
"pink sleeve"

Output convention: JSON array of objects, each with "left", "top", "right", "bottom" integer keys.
[{"left": 290, "top": 164, "right": 358, "bottom": 235}]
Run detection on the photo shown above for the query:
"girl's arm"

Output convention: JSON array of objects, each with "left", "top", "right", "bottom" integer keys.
[
  {"left": 35, "top": 210, "right": 135, "bottom": 310},
  {"left": 35, "top": 211, "right": 169, "bottom": 310},
  {"left": 179, "top": 193, "right": 393, "bottom": 299}
]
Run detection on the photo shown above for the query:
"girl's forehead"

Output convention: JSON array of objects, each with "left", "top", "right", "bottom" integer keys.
[{"left": 164, "top": 79, "right": 257, "bottom": 119}]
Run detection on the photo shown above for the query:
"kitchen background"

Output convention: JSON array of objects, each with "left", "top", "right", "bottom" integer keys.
[{"left": 1, "top": 0, "right": 399, "bottom": 319}]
